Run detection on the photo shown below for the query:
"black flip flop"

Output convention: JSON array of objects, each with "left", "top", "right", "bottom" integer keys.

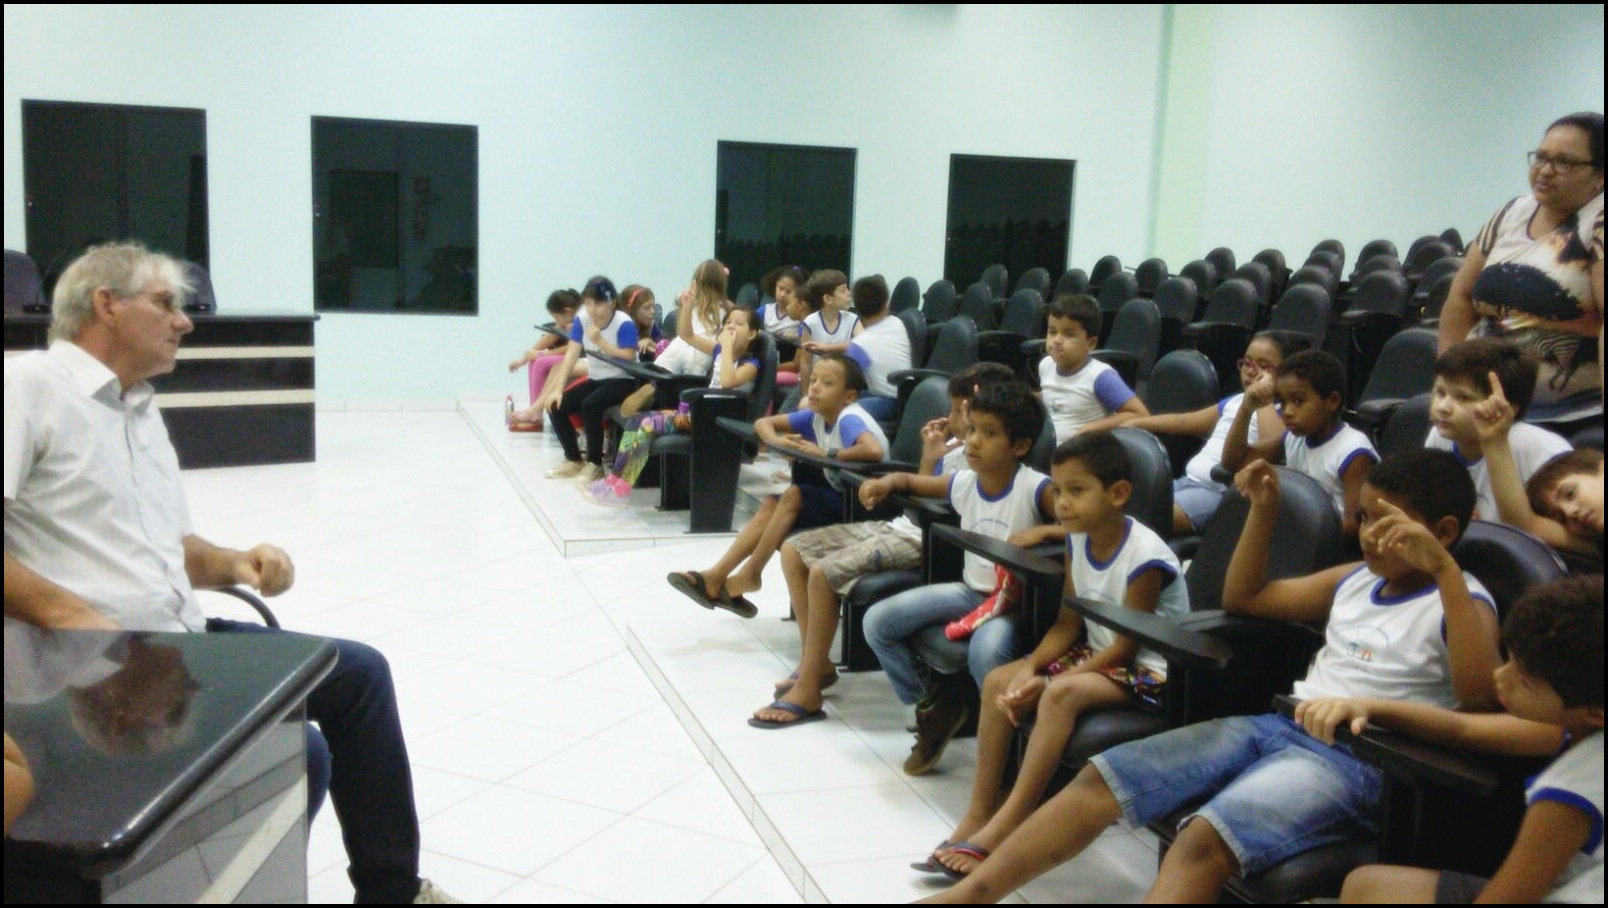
[
  {"left": 747, "top": 700, "right": 826, "bottom": 729},
  {"left": 667, "top": 570, "right": 719, "bottom": 610},
  {"left": 713, "top": 586, "right": 759, "bottom": 619}
]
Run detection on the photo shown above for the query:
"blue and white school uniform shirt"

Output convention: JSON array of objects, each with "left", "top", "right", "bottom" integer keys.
[
  {"left": 1283, "top": 423, "right": 1378, "bottom": 520},
  {"left": 708, "top": 344, "right": 762, "bottom": 394},
  {"left": 948, "top": 465, "right": 1054, "bottom": 592},
  {"left": 1293, "top": 565, "right": 1497, "bottom": 710},
  {"left": 1039, "top": 357, "right": 1135, "bottom": 443},
  {"left": 784, "top": 401, "right": 890, "bottom": 459},
  {"left": 888, "top": 444, "right": 971, "bottom": 543},
  {"left": 1067, "top": 516, "right": 1190, "bottom": 676},
  {"left": 802, "top": 309, "right": 860, "bottom": 349},
  {"left": 1423, "top": 423, "right": 1572, "bottom": 525},
  {"left": 761, "top": 301, "right": 801, "bottom": 339},
  {"left": 570, "top": 308, "right": 639, "bottom": 381},
  {"left": 1527, "top": 729, "right": 1603, "bottom": 903},
  {"left": 847, "top": 317, "right": 913, "bottom": 399},
  {"left": 1185, "top": 393, "right": 1263, "bottom": 485}
]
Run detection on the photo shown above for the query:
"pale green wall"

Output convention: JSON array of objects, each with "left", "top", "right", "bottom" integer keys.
[{"left": 1151, "top": 4, "right": 1606, "bottom": 268}]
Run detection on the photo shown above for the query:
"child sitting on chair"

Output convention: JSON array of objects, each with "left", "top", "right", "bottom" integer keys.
[
  {"left": 1332, "top": 575, "right": 1603, "bottom": 903},
  {"left": 856, "top": 383, "right": 1062, "bottom": 767},
  {"left": 1223, "top": 348, "right": 1377, "bottom": 540},
  {"left": 751, "top": 362, "right": 1018, "bottom": 729},
  {"left": 1470, "top": 370, "right": 1605, "bottom": 560},
  {"left": 585, "top": 307, "right": 762, "bottom": 507},
  {"left": 920, "top": 432, "right": 1191, "bottom": 880},
  {"left": 924, "top": 449, "right": 1500, "bottom": 904},
  {"left": 668, "top": 353, "right": 887, "bottom": 618}
]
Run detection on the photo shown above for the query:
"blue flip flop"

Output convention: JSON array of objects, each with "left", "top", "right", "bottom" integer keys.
[
  {"left": 747, "top": 700, "right": 826, "bottom": 729},
  {"left": 910, "top": 840, "right": 954, "bottom": 873}
]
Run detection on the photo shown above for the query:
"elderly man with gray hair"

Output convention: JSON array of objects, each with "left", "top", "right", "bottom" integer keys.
[{"left": 3, "top": 242, "right": 458, "bottom": 904}]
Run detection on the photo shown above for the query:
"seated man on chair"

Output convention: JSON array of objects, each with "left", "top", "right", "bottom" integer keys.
[{"left": 2, "top": 242, "right": 457, "bottom": 905}]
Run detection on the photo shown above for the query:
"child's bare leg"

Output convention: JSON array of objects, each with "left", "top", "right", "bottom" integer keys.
[
  {"left": 942, "top": 661, "right": 1028, "bottom": 848},
  {"left": 780, "top": 542, "right": 811, "bottom": 653},
  {"left": 694, "top": 497, "right": 776, "bottom": 594},
  {"left": 757, "top": 564, "right": 843, "bottom": 722},
  {"left": 921, "top": 764, "right": 1123, "bottom": 904},
  {"left": 942, "top": 673, "right": 1131, "bottom": 875},
  {"left": 1171, "top": 503, "right": 1195, "bottom": 536},
  {"left": 1144, "top": 816, "right": 1239, "bottom": 902},
  {"left": 1340, "top": 866, "right": 1439, "bottom": 904},
  {"left": 727, "top": 486, "right": 803, "bottom": 596}
]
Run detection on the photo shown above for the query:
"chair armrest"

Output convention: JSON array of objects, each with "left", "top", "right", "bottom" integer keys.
[
  {"left": 931, "top": 524, "right": 1063, "bottom": 579},
  {"left": 1209, "top": 464, "right": 1234, "bottom": 485},
  {"left": 1177, "top": 610, "right": 1325, "bottom": 647},
  {"left": 834, "top": 469, "right": 952, "bottom": 515},
  {"left": 1181, "top": 320, "right": 1250, "bottom": 337},
  {"left": 857, "top": 459, "right": 922, "bottom": 476},
  {"left": 585, "top": 351, "right": 671, "bottom": 384},
  {"left": 714, "top": 416, "right": 884, "bottom": 474},
  {"left": 889, "top": 368, "right": 956, "bottom": 388},
  {"left": 681, "top": 387, "right": 751, "bottom": 405},
  {"left": 1271, "top": 695, "right": 1497, "bottom": 795},
  {"left": 1351, "top": 398, "right": 1403, "bottom": 430},
  {"left": 210, "top": 585, "right": 282, "bottom": 628},
  {"left": 715, "top": 415, "right": 760, "bottom": 443},
  {"left": 1338, "top": 309, "right": 1386, "bottom": 327},
  {"left": 535, "top": 324, "right": 570, "bottom": 341},
  {"left": 1065, "top": 596, "right": 1230, "bottom": 669},
  {"left": 1020, "top": 338, "right": 1046, "bottom": 358}
]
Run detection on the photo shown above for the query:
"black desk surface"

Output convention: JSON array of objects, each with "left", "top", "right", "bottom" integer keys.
[{"left": 3, "top": 629, "right": 336, "bottom": 876}]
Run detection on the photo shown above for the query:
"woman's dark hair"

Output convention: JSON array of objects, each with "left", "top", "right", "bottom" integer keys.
[{"left": 1547, "top": 112, "right": 1605, "bottom": 171}]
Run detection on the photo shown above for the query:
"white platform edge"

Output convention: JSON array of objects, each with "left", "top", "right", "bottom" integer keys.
[
  {"left": 456, "top": 402, "right": 747, "bottom": 557},
  {"left": 625, "top": 625, "right": 822, "bottom": 902}
]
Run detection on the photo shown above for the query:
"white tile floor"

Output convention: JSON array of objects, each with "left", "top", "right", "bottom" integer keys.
[{"left": 181, "top": 407, "right": 1159, "bottom": 903}]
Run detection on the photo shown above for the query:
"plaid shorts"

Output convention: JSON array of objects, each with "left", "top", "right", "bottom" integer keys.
[
  {"left": 1047, "top": 642, "right": 1167, "bottom": 711},
  {"left": 788, "top": 521, "right": 924, "bottom": 594}
]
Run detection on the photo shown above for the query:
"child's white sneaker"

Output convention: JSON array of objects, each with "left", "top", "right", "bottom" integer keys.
[
  {"left": 573, "top": 463, "right": 605, "bottom": 487},
  {"left": 547, "top": 460, "right": 586, "bottom": 479}
]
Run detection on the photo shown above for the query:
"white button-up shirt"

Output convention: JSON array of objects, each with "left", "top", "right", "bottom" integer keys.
[{"left": 4, "top": 341, "right": 204, "bottom": 632}]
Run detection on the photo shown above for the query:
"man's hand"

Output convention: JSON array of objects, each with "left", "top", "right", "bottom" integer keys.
[
  {"left": 233, "top": 544, "right": 295, "bottom": 596},
  {"left": 1293, "top": 697, "right": 1371, "bottom": 745},
  {"left": 1362, "top": 500, "right": 1456, "bottom": 576},
  {"left": 1471, "top": 371, "right": 1517, "bottom": 444},
  {"left": 1234, "top": 459, "right": 1281, "bottom": 508}
]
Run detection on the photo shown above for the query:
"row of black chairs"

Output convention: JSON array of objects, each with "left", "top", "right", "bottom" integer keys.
[{"left": 6, "top": 248, "right": 220, "bottom": 315}]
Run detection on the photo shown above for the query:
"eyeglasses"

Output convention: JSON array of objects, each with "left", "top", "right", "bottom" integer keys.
[
  {"left": 1237, "top": 358, "right": 1277, "bottom": 373},
  {"left": 1527, "top": 151, "right": 1592, "bottom": 175}
]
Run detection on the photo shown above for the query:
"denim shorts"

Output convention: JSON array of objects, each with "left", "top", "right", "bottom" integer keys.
[
  {"left": 1173, "top": 475, "right": 1228, "bottom": 532},
  {"left": 1089, "top": 714, "right": 1384, "bottom": 875}
]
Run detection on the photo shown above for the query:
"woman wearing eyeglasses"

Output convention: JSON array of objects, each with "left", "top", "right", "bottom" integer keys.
[{"left": 1438, "top": 112, "right": 1604, "bottom": 433}]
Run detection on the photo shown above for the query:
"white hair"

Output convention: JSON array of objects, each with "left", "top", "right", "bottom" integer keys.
[{"left": 49, "top": 242, "right": 193, "bottom": 342}]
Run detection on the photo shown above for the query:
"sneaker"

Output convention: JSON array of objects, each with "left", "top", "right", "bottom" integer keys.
[
  {"left": 547, "top": 460, "right": 586, "bottom": 479},
  {"left": 573, "top": 463, "right": 606, "bottom": 487},
  {"left": 413, "top": 878, "right": 462, "bottom": 904},
  {"left": 586, "top": 476, "right": 631, "bottom": 507},
  {"left": 904, "top": 684, "right": 969, "bottom": 776}
]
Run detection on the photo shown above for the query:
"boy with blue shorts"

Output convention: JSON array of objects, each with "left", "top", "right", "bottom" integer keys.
[{"left": 924, "top": 449, "right": 1501, "bottom": 903}]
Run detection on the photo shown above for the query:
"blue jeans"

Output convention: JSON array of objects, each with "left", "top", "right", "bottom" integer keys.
[
  {"left": 862, "top": 582, "right": 1020, "bottom": 704},
  {"left": 207, "top": 620, "right": 421, "bottom": 903},
  {"left": 1090, "top": 713, "right": 1384, "bottom": 875}
]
